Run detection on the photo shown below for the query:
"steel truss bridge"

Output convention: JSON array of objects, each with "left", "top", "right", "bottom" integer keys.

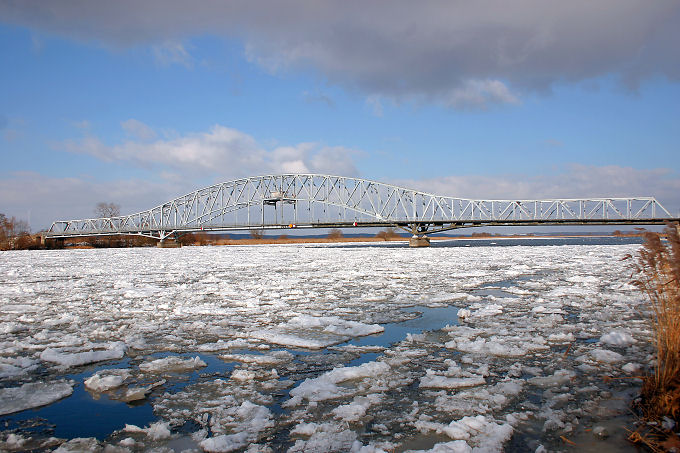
[{"left": 46, "top": 174, "right": 677, "bottom": 242}]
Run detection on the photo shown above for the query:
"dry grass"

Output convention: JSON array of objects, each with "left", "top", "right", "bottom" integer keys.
[{"left": 628, "top": 223, "right": 680, "bottom": 449}]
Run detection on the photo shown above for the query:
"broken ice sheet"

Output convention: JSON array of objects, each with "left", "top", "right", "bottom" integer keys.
[
  {"left": 0, "top": 380, "right": 74, "bottom": 415},
  {"left": 0, "top": 242, "right": 654, "bottom": 451}
]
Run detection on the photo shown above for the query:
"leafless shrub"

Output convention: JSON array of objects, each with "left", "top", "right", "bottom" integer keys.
[{"left": 375, "top": 227, "right": 399, "bottom": 240}]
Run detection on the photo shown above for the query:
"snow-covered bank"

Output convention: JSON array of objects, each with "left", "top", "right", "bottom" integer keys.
[{"left": 0, "top": 243, "right": 651, "bottom": 451}]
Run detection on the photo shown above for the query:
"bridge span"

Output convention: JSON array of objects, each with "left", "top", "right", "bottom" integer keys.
[{"left": 46, "top": 174, "right": 678, "bottom": 247}]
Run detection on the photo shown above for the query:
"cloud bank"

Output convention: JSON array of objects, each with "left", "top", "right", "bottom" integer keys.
[
  {"left": 2, "top": 1, "right": 679, "bottom": 108},
  {"left": 61, "top": 120, "right": 360, "bottom": 179}
]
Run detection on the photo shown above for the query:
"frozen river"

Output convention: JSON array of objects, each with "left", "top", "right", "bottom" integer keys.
[{"left": 0, "top": 239, "right": 651, "bottom": 452}]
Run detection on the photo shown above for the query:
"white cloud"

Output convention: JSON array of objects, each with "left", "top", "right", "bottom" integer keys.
[
  {"left": 444, "top": 79, "right": 520, "bottom": 110},
  {"left": 121, "top": 119, "right": 156, "bottom": 141},
  {"left": 151, "top": 40, "right": 193, "bottom": 68},
  {"left": 2, "top": 1, "right": 678, "bottom": 108},
  {"left": 60, "top": 122, "right": 360, "bottom": 179}
]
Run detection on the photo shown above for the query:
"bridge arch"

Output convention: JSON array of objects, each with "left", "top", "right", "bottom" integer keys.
[{"left": 47, "top": 174, "right": 674, "bottom": 240}]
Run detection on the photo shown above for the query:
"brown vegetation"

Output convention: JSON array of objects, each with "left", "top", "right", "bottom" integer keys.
[
  {"left": 628, "top": 224, "right": 680, "bottom": 450},
  {"left": 60, "top": 235, "right": 157, "bottom": 248},
  {"left": 327, "top": 228, "right": 344, "bottom": 239},
  {"left": 375, "top": 227, "right": 401, "bottom": 240},
  {"left": 0, "top": 213, "right": 35, "bottom": 251}
]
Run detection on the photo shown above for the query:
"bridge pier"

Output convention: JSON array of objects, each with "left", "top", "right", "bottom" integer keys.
[
  {"left": 409, "top": 235, "right": 430, "bottom": 248},
  {"left": 157, "top": 239, "right": 181, "bottom": 248},
  {"left": 45, "top": 237, "right": 64, "bottom": 249}
]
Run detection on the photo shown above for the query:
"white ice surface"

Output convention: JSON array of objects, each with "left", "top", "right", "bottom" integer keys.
[
  {"left": 84, "top": 368, "right": 131, "bottom": 392},
  {"left": 0, "top": 380, "right": 74, "bottom": 415},
  {"left": 40, "top": 342, "right": 127, "bottom": 367},
  {"left": 287, "top": 361, "right": 391, "bottom": 405},
  {"left": 0, "top": 243, "right": 654, "bottom": 452},
  {"left": 139, "top": 355, "right": 207, "bottom": 373},
  {"left": 600, "top": 330, "right": 636, "bottom": 346}
]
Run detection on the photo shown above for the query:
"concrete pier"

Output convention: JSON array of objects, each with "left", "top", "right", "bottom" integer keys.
[
  {"left": 157, "top": 240, "right": 181, "bottom": 248},
  {"left": 409, "top": 235, "right": 430, "bottom": 248}
]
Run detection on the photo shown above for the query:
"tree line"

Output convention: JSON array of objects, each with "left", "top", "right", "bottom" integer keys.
[{"left": 0, "top": 213, "right": 35, "bottom": 250}]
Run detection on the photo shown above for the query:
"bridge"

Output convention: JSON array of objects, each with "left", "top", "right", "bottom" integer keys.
[{"left": 46, "top": 174, "right": 677, "bottom": 247}]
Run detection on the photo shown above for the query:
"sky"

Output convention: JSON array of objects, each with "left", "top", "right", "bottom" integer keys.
[{"left": 1, "top": 1, "right": 679, "bottom": 231}]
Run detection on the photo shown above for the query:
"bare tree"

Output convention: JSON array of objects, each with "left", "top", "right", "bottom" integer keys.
[
  {"left": 0, "top": 213, "right": 31, "bottom": 250},
  {"left": 95, "top": 202, "right": 121, "bottom": 218},
  {"left": 249, "top": 229, "right": 264, "bottom": 240}
]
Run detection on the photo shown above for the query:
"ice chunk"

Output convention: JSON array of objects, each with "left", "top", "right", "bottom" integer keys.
[
  {"left": 250, "top": 331, "right": 333, "bottom": 349},
  {"left": 622, "top": 362, "right": 641, "bottom": 373},
  {"left": 288, "top": 361, "right": 391, "bottom": 404},
  {"left": 288, "top": 422, "right": 359, "bottom": 452},
  {"left": 331, "top": 394, "right": 382, "bottom": 422},
  {"left": 290, "top": 422, "right": 320, "bottom": 437},
  {"left": 404, "top": 440, "right": 472, "bottom": 452},
  {"left": 84, "top": 369, "right": 131, "bottom": 392},
  {"left": 415, "top": 415, "right": 513, "bottom": 452},
  {"left": 547, "top": 333, "right": 574, "bottom": 343},
  {"left": 447, "top": 335, "right": 548, "bottom": 357},
  {"left": 4, "top": 433, "right": 27, "bottom": 449},
  {"left": 0, "top": 380, "right": 74, "bottom": 415},
  {"left": 118, "top": 380, "right": 165, "bottom": 402},
  {"left": 590, "top": 349, "right": 624, "bottom": 363},
  {"left": 599, "top": 331, "right": 636, "bottom": 346},
  {"left": 231, "top": 369, "right": 256, "bottom": 382},
  {"left": 288, "top": 315, "right": 383, "bottom": 337},
  {"left": 419, "top": 372, "right": 486, "bottom": 389},
  {"left": 201, "top": 431, "right": 250, "bottom": 452},
  {"left": 40, "top": 342, "right": 127, "bottom": 367},
  {"left": 199, "top": 401, "right": 273, "bottom": 452},
  {"left": 220, "top": 351, "right": 293, "bottom": 365},
  {"left": 469, "top": 303, "right": 503, "bottom": 317},
  {"left": 528, "top": 370, "right": 575, "bottom": 388},
  {"left": 124, "top": 421, "right": 172, "bottom": 440},
  {"left": 139, "top": 355, "right": 207, "bottom": 373},
  {"left": 53, "top": 437, "right": 101, "bottom": 452},
  {"left": 457, "top": 309, "right": 471, "bottom": 320}
]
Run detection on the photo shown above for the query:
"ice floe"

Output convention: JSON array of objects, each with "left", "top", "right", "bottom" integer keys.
[
  {"left": 40, "top": 342, "right": 127, "bottom": 367},
  {"left": 0, "top": 380, "right": 74, "bottom": 415},
  {"left": 139, "top": 355, "right": 207, "bottom": 373}
]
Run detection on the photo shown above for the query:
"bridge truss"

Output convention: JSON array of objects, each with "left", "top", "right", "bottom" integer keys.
[{"left": 47, "top": 174, "right": 676, "bottom": 241}]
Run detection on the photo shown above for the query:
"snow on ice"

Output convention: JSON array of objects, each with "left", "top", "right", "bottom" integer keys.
[
  {"left": 0, "top": 380, "right": 74, "bottom": 415},
  {"left": 0, "top": 242, "right": 654, "bottom": 451}
]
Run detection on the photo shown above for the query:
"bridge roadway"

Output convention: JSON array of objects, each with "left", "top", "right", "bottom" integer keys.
[{"left": 45, "top": 174, "right": 678, "bottom": 247}]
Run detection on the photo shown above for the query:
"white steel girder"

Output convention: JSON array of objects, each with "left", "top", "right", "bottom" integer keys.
[{"left": 47, "top": 174, "right": 675, "bottom": 239}]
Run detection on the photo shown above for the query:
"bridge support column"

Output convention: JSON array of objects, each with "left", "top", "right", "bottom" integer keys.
[
  {"left": 157, "top": 239, "right": 181, "bottom": 248},
  {"left": 409, "top": 235, "right": 430, "bottom": 248},
  {"left": 46, "top": 237, "right": 64, "bottom": 249}
]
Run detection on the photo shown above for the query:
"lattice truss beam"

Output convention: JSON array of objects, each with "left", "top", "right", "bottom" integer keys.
[{"left": 48, "top": 174, "right": 673, "bottom": 238}]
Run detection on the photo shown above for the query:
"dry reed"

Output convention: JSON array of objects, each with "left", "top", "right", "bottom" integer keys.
[{"left": 628, "top": 223, "right": 680, "bottom": 449}]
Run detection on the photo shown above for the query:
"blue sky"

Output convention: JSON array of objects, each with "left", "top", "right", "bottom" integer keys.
[{"left": 1, "top": 1, "right": 679, "bottom": 230}]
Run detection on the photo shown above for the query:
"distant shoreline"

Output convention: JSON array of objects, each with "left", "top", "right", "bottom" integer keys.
[{"left": 46, "top": 231, "right": 649, "bottom": 249}]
